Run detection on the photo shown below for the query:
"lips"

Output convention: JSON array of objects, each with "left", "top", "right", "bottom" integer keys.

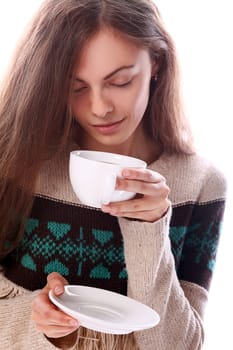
[{"left": 92, "top": 119, "right": 124, "bottom": 134}]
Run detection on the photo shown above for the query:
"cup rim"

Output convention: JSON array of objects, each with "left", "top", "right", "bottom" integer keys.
[{"left": 70, "top": 150, "right": 147, "bottom": 168}]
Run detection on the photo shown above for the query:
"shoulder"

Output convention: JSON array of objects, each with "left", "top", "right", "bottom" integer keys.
[{"left": 149, "top": 152, "right": 227, "bottom": 205}]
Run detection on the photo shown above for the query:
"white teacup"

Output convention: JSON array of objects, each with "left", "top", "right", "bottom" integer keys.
[{"left": 69, "top": 150, "right": 147, "bottom": 208}]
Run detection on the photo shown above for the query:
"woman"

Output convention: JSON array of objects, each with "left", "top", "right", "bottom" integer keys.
[{"left": 0, "top": 0, "right": 226, "bottom": 349}]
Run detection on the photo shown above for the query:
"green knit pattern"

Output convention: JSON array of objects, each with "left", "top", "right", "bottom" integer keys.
[
  {"left": 3, "top": 196, "right": 225, "bottom": 292},
  {"left": 22, "top": 218, "right": 126, "bottom": 279}
]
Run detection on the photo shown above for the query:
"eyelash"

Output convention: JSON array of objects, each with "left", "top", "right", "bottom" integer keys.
[
  {"left": 111, "top": 80, "right": 132, "bottom": 87},
  {"left": 73, "top": 86, "right": 87, "bottom": 93},
  {"left": 73, "top": 80, "right": 132, "bottom": 94}
]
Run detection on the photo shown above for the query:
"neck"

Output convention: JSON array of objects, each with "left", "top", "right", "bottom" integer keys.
[{"left": 74, "top": 126, "right": 161, "bottom": 164}]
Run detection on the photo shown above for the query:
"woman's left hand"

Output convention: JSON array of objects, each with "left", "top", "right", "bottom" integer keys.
[{"left": 101, "top": 168, "right": 170, "bottom": 222}]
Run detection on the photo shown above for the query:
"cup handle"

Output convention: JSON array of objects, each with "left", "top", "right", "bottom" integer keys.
[{"left": 101, "top": 173, "right": 116, "bottom": 205}]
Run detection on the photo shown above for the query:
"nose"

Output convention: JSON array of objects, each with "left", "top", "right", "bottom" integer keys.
[{"left": 91, "top": 89, "right": 113, "bottom": 118}]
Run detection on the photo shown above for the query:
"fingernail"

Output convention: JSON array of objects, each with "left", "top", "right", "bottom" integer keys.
[
  {"left": 69, "top": 319, "right": 78, "bottom": 327},
  {"left": 54, "top": 286, "right": 62, "bottom": 294},
  {"left": 122, "top": 169, "right": 130, "bottom": 177},
  {"left": 101, "top": 205, "right": 110, "bottom": 213}
]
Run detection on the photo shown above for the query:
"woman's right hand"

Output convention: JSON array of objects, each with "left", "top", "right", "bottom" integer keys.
[{"left": 31, "top": 272, "right": 79, "bottom": 341}]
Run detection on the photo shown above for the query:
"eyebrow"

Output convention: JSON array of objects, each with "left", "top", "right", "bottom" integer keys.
[{"left": 74, "top": 65, "right": 134, "bottom": 83}]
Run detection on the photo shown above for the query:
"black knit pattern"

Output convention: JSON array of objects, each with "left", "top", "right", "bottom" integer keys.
[{"left": 3, "top": 196, "right": 225, "bottom": 292}]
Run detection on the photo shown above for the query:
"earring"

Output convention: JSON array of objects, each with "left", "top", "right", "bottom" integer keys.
[{"left": 154, "top": 74, "right": 158, "bottom": 82}]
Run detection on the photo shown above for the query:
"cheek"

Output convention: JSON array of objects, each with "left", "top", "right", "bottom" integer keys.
[
  {"left": 130, "top": 82, "right": 150, "bottom": 119},
  {"left": 70, "top": 96, "right": 87, "bottom": 118}
]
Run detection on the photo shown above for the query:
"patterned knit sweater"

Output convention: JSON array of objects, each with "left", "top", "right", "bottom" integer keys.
[{"left": 0, "top": 147, "right": 227, "bottom": 350}]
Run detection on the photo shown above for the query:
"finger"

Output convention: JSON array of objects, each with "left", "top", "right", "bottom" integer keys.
[
  {"left": 109, "top": 196, "right": 169, "bottom": 215},
  {"left": 35, "top": 322, "right": 78, "bottom": 338},
  {"left": 32, "top": 292, "right": 66, "bottom": 329},
  {"left": 114, "top": 199, "right": 171, "bottom": 222},
  {"left": 32, "top": 294, "right": 78, "bottom": 325},
  {"left": 47, "top": 272, "right": 69, "bottom": 296},
  {"left": 121, "top": 168, "right": 165, "bottom": 183},
  {"left": 105, "top": 196, "right": 162, "bottom": 214},
  {"left": 32, "top": 300, "right": 79, "bottom": 336},
  {"left": 32, "top": 309, "right": 78, "bottom": 328},
  {"left": 32, "top": 293, "right": 56, "bottom": 312},
  {"left": 116, "top": 177, "right": 169, "bottom": 197}
]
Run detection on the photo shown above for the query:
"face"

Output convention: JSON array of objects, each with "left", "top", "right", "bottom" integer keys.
[{"left": 70, "top": 28, "right": 155, "bottom": 154}]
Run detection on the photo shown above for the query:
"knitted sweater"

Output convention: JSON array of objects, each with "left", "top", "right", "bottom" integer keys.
[{"left": 0, "top": 147, "right": 227, "bottom": 350}]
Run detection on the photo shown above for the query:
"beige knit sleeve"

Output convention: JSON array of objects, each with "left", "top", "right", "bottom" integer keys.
[
  {"left": 118, "top": 207, "right": 208, "bottom": 350},
  {"left": 0, "top": 274, "right": 76, "bottom": 350}
]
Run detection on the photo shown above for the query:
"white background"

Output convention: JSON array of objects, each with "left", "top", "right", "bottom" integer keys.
[{"left": 0, "top": 1, "right": 232, "bottom": 349}]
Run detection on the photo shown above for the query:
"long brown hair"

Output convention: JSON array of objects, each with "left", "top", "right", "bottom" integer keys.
[{"left": 0, "top": 0, "right": 194, "bottom": 258}]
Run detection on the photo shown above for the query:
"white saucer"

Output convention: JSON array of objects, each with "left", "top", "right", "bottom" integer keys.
[{"left": 49, "top": 285, "right": 160, "bottom": 334}]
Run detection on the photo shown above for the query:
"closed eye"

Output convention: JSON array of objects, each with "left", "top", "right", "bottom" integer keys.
[
  {"left": 72, "top": 78, "right": 133, "bottom": 93},
  {"left": 110, "top": 79, "right": 132, "bottom": 87},
  {"left": 73, "top": 86, "right": 88, "bottom": 93}
]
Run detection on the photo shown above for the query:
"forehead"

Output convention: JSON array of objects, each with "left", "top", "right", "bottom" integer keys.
[{"left": 75, "top": 28, "right": 150, "bottom": 78}]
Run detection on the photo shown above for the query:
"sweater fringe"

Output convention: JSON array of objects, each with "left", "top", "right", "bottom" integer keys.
[{"left": 75, "top": 327, "right": 138, "bottom": 350}]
